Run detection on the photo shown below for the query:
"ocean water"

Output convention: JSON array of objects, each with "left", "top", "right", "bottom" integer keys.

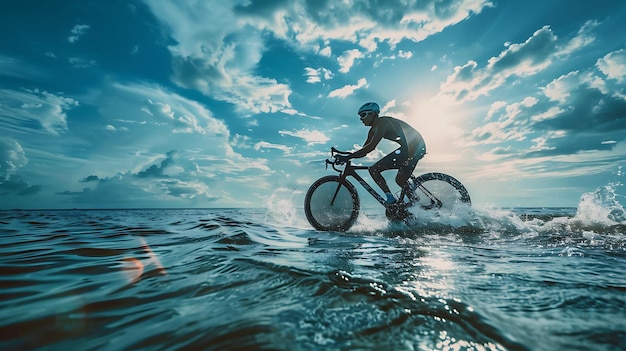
[{"left": 1, "top": 185, "right": 625, "bottom": 351}]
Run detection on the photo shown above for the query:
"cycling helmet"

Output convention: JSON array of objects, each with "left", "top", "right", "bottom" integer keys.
[{"left": 357, "top": 102, "right": 380, "bottom": 114}]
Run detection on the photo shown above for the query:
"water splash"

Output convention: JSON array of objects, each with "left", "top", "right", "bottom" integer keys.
[
  {"left": 267, "top": 179, "right": 625, "bottom": 243},
  {"left": 264, "top": 186, "right": 308, "bottom": 228},
  {"left": 574, "top": 182, "right": 625, "bottom": 225}
]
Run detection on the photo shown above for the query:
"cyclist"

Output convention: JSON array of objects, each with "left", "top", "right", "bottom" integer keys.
[{"left": 336, "top": 102, "right": 426, "bottom": 204}]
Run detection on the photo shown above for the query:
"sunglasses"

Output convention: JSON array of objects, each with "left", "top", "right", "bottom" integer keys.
[{"left": 359, "top": 111, "right": 371, "bottom": 118}]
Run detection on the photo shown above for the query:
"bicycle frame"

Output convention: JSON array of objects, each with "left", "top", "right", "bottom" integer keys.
[
  {"left": 305, "top": 149, "right": 469, "bottom": 231},
  {"left": 327, "top": 147, "right": 446, "bottom": 211},
  {"left": 327, "top": 148, "right": 411, "bottom": 208}
]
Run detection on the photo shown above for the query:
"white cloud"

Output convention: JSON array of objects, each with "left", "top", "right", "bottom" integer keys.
[
  {"left": 338, "top": 49, "right": 364, "bottom": 73},
  {"left": 328, "top": 78, "right": 368, "bottom": 98},
  {"left": 101, "top": 82, "right": 230, "bottom": 137},
  {"left": 0, "top": 137, "right": 27, "bottom": 180},
  {"left": 596, "top": 48, "right": 626, "bottom": 83},
  {"left": 269, "top": 0, "right": 493, "bottom": 49},
  {"left": 68, "top": 24, "right": 90, "bottom": 43},
  {"left": 230, "top": 133, "right": 252, "bottom": 149},
  {"left": 254, "top": 141, "right": 292, "bottom": 153},
  {"left": 75, "top": 81, "right": 282, "bottom": 193},
  {"left": 279, "top": 129, "right": 330, "bottom": 145},
  {"left": 439, "top": 22, "right": 598, "bottom": 103},
  {"left": 304, "top": 68, "right": 321, "bottom": 84},
  {"left": 543, "top": 70, "right": 586, "bottom": 103},
  {"left": 469, "top": 61, "right": 626, "bottom": 159},
  {"left": 0, "top": 137, "right": 41, "bottom": 196},
  {"left": 398, "top": 50, "right": 413, "bottom": 59},
  {"left": 143, "top": 99, "right": 209, "bottom": 134},
  {"left": 142, "top": 2, "right": 292, "bottom": 115},
  {"left": 558, "top": 20, "right": 599, "bottom": 56},
  {"left": 304, "top": 67, "right": 334, "bottom": 84},
  {"left": 0, "top": 88, "right": 78, "bottom": 135},
  {"left": 142, "top": 0, "right": 493, "bottom": 114},
  {"left": 374, "top": 50, "right": 414, "bottom": 67},
  {"left": 56, "top": 145, "right": 275, "bottom": 207}
]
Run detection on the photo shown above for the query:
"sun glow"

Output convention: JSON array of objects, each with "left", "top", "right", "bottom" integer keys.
[{"left": 407, "top": 95, "right": 470, "bottom": 165}]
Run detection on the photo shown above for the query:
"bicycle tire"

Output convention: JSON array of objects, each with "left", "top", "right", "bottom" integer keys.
[
  {"left": 410, "top": 172, "right": 471, "bottom": 210},
  {"left": 304, "top": 176, "right": 360, "bottom": 231}
]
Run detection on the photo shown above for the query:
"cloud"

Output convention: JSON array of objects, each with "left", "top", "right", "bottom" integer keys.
[
  {"left": 143, "top": 99, "right": 208, "bottom": 134},
  {"left": 142, "top": 2, "right": 292, "bottom": 115},
  {"left": 57, "top": 174, "right": 173, "bottom": 206},
  {"left": 328, "top": 78, "right": 368, "bottom": 98},
  {"left": 253, "top": 141, "right": 292, "bottom": 153},
  {"left": 161, "top": 179, "right": 215, "bottom": 199},
  {"left": 399, "top": 50, "right": 413, "bottom": 59},
  {"left": 96, "top": 82, "right": 230, "bottom": 137},
  {"left": 142, "top": 0, "right": 492, "bottom": 114},
  {"left": 136, "top": 150, "right": 178, "bottom": 178},
  {"left": 68, "top": 24, "right": 90, "bottom": 43},
  {"left": 280, "top": 108, "right": 321, "bottom": 120},
  {"left": 439, "top": 22, "right": 599, "bottom": 102},
  {"left": 237, "top": 0, "right": 493, "bottom": 49},
  {"left": 80, "top": 175, "right": 99, "bottom": 182},
  {"left": 596, "top": 48, "right": 626, "bottom": 83},
  {"left": 215, "top": 76, "right": 292, "bottom": 116},
  {"left": 73, "top": 81, "right": 278, "bottom": 204},
  {"left": 0, "top": 176, "right": 41, "bottom": 196},
  {"left": 0, "top": 137, "right": 28, "bottom": 180},
  {"left": 58, "top": 150, "right": 228, "bottom": 206},
  {"left": 279, "top": 129, "right": 330, "bottom": 145},
  {"left": 104, "top": 124, "right": 128, "bottom": 132},
  {"left": 558, "top": 20, "right": 599, "bottom": 56},
  {"left": 469, "top": 54, "right": 626, "bottom": 159},
  {"left": 0, "top": 88, "right": 78, "bottom": 135},
  {"left": 304, "top": 67, "right": 334, "bottom": 84},
  {"left": 338, "top": 49, "right": 364, "bottom": 73},
  {"left": 0, "top": 138, "right": 40, "bottom": 196},
  {"left": 68, "top": 57, "right": 96, "bottom": 68}
]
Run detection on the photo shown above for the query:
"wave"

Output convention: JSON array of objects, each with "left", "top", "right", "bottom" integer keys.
[
  {"left": 265, "top": 183, "right": 626, "bottom": 250},
  {"left": 1, "top": 199, "right": 623, "bottom": 350}
]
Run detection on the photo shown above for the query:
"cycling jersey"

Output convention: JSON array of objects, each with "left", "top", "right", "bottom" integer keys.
[{"left": 351, "top": 116, "right": 426, "bottom": 161}]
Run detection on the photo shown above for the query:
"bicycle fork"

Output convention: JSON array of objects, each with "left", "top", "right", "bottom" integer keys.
[{"left": 330, "top": 181, "right": 342, "bottom": 206}]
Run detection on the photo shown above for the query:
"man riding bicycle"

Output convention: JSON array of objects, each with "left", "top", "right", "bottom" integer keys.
[{"left": 335, "top": 102, "right": 426, "bottom": 204}]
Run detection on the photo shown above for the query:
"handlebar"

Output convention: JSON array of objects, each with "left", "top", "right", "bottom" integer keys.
[
  {"left": 326, "top": 147, "right": 351, "bottom": 172},
  {"left": 331, "top": 146, "right": 351, "bottom": 156}
]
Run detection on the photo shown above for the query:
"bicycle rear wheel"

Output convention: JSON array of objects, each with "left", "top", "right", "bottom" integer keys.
[
  {"left": 304, "top": 176, "right": 360, "bottom": 231},
  {"left": 410, "top": 172, "right": 471, "bottom": 211}
]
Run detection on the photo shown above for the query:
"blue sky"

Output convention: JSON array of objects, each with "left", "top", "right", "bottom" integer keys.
[{"left": 1, "top": 0, "right": 625, "bottom": 210}]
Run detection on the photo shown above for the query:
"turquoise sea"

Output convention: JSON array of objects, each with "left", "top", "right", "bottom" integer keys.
[{"left": 1, "top": 185, "right": 625, "bottom": 350}]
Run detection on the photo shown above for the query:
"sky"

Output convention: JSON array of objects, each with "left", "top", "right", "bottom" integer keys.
[{"left": 1, "top": 0, "right": 625, "bottom": 210}]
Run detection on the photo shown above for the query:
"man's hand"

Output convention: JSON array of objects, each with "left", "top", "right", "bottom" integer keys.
[{"left": 335, "top": 154, "right": 351, "bottom": 165}]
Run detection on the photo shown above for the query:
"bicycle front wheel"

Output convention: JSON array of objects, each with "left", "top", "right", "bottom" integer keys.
[
  {"left": 410, "top": 172, "right": 471, "bottom": 211},
  {"left": 304, "top": 176, "right": 360, "bottom": 231}
]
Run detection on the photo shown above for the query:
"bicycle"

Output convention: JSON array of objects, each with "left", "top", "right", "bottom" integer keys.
[{"left": 304, "top": 147, "right": 471, "bottom": 231}]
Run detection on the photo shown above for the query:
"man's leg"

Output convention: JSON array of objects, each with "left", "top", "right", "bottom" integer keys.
[
  {"left": 396, "top": 154, "right": 422, "bottom": 201},
  {"left": 369, "top": 162, "right": 392, "bottom": 193},
  {"left": 370, "top": 151, "right": 401, "bottom": 202}
]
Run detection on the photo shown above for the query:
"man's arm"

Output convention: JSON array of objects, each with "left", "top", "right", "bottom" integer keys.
[{"left": 350, "top": 125, "right": 384, "bottom": 159}]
